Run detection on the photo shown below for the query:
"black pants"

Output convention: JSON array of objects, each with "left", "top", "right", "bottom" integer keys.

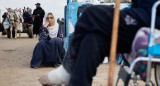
[
  {"left": 33, "top": 18, "right": 43, "bottom": 34},
  {"left": 62, "top": 5, "right": 159, "bottom": 86}
]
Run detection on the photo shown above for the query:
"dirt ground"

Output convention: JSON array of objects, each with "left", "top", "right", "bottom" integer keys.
[{"left": 0, "top": 32, "right": 157, "bottom": 86}]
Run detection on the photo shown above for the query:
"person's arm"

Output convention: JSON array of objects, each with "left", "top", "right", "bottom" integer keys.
[
  {"left": 38, "top": 26, "right": 49, "bottom": 41},
  {"left": 37, "top": 9, "right": 45, "bottom": 19},
  {"left": 32, "top": 9, "right": 36, "bottom": 18},
  {"left": 40, "top": 9, "right": 45, "bottom": 19},
  {"left": 57, "top": 25, "right": 64, "bottom": 41}
]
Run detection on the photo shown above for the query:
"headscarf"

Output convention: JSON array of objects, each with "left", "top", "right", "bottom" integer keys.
[
  {"left": 43, "top": 12, "right": 59, "bottom": 39},
  {"left": 27, "top": 8, "right": 32, "bottom": 15}
]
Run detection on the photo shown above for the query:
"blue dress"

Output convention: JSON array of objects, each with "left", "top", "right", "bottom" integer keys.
[{"left": 30, "top": 25, "right": 65, "bottom": 68}]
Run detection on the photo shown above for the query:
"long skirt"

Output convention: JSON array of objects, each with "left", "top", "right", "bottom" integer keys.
[{"left": 30, "top": 38, "right": 65, "bottom": 68}]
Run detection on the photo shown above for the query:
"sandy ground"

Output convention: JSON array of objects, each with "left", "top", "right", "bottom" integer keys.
[{"left": 0, "top": 32, "right": 157, "bottom": 86}]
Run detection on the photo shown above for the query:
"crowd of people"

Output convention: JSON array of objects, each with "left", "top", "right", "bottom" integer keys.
[
  {"left": 0, "top": 1, "right": 66, "bottom": 80},
  {"left": 0, "top": 2, "right": 65, "bottom": 69},
  {"left": 0, "top": 3, "right": 45, "bottom": 37}
]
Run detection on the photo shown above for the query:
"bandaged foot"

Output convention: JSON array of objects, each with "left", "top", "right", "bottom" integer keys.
[{"left": 39, "top": 65, "right": 70, "bottom": 85}]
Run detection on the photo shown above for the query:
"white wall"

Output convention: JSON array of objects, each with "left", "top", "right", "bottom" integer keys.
[{"left": 0, "top": 0, "right": 67, "bottom": 22}]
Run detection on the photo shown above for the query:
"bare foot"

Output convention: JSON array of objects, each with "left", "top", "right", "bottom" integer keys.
[
  {"left": 39, "top": 75, "right": 65, "bottom": 86},
  {"left": 39, "top": 66, "right": 70, "bottom": 86},
  {"left": 39, "top": 74, "right": 52, "bottom": 86}
]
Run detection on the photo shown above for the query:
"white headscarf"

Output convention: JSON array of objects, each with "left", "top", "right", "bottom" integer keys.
[
  {"left": 44, "top": 12, "right": 59, "bottom": 39},
  {"left": 27, "top": 8, "right": 32, "bottom": 15}
]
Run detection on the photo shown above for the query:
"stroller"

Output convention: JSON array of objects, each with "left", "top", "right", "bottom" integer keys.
[{"left": 115, "top": 1, "right": 160, "bottom": 86}]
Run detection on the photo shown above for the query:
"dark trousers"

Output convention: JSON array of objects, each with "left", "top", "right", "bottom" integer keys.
[
  {"left": 63, "top": 5, "right": 159, "bottom": 86},
  {"left": 33, "top": 17, "right": 43, "bottom": 34}
]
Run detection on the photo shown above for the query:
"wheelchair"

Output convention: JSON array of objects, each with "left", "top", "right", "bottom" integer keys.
[{"left": 115, "top": 1, "right": 160, "bottom": 86}]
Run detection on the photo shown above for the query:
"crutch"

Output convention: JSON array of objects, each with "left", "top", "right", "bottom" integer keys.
[{"left": 108, "top": 0, "right": 121, "bottom": 86}]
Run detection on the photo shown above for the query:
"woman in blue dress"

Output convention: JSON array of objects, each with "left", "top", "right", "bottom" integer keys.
[{"left": 30, "top": 12, "right": 65, "bottom": 68}]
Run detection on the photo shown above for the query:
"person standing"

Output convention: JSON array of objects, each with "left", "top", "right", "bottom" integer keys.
[
  {"left": 33, "top": 3, "right": 45, "bottom": 37},
  {"left": 2, "top": 12, "right": 9, "bottom": 35}
]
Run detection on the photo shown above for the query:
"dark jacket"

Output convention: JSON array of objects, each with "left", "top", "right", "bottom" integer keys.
[
  {"left": 2, "top": 12, "right": 8, "bottom": 22},
  {"left": 1, "top": 12, "right": 8, "bottom": 33},
  {"left": 129, "top": 0, "right": 160, "bottom": 29},
  {"left": 33, "top": 7, "right": 45, "bottom": 19},
  {"left": 132, "top": 0, "right": 160, "bottom": 15},
  {"left": 23, "top": 12, "right": 33, "bottom": 24},
  {"left": 33, "top": 7, "right": 45, "bottom": 34}
]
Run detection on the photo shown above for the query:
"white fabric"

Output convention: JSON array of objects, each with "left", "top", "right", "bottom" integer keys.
[
  {"left": 43, "top": 12, "right": 57, "bottom": 25},
  {"left": 47, "top": 65, "right": 70, "bottom": 85},
  {"left": 27, "top": 8, "right": 32, "bottom": 15},
  {"left": 17, "top": 23, "right": 23, "bottom": 32},
  {"left": 47, "top": 24, "right": 58, "bottom": 38},
  {"left": 15, "top": 11, "right": 23, "bottom": 32},
  {"left": 15, "top": 12, "right": 24, "bottom": 23},
  {"left": 43, "top": 12, "right": 59, "bottom": 38},
  {"left": 3, "top": 18, "right": 10, "bottom": 29}
]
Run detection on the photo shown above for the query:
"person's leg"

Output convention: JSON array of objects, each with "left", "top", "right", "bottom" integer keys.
[
  {"left": 33, "top": 18, "right": 40, "bottom": 37},
  {"left": 33, "top": 21, "right": 37, "bottom": 37},
  {"left": 63, "top": 5, "right": 144, "bottom": 74},
  {"left": 30, "top": 40, "right": 45, "bottom": 68},
  {"left": 67, "top": 6, "right": 146, "bottom": 86},
  {"left": 39, "top": 5, "right": 144, "bottom": 85},
  {"left": 63, "top": 5, "right": 115, "bottom": 74},
  {"left": 69, "top": 33, "right": 109, "bottom": 86}
]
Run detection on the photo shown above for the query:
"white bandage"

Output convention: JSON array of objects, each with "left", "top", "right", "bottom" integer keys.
[{"left": 47, "top": 65, "right": 70, "bottom": 85}]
